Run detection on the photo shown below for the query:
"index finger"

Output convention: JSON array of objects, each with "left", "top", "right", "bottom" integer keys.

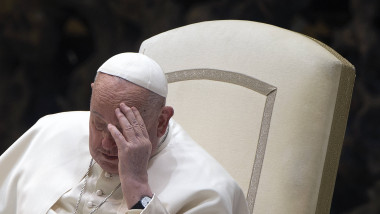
[{"left": 107, "top": 123, "right": 127, "bottom": 150}]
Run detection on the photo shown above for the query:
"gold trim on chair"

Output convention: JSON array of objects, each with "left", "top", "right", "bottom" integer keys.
[
  {"left": 166, "top": 69, "right": 277, "bottom": 213},
  {"left": 307, "top": 37, "right": 356, "bottom": 214}
]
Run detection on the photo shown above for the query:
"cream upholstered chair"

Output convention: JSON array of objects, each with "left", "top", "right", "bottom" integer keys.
[{"left": 139, "top": 20, "right": 355, "bottom": 214}]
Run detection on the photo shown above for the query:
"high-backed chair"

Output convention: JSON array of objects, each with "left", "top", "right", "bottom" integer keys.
[{"left": 139, "top": 20, "right": 355, "bottom": 214}]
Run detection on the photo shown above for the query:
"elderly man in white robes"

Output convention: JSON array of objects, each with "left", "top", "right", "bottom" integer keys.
[{"left": 0, "top": 53, "right": 249, "bottom": 214}]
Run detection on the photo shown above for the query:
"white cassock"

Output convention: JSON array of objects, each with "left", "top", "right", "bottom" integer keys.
[{"left": 0, "top": 111, "right": 249, "bottom": 214}]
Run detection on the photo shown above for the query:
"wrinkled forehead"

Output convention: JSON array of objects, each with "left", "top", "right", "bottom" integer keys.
[{"left": 92, "top": 73, "right": 150, "bottom": 109}]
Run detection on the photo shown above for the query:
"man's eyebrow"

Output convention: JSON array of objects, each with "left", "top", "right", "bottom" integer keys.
[
  {"left": 91, "top": 110, "right": 122, "bottom": 130},
  {"left": 91, "top": 110, "right": 104, "bottom": 120}
]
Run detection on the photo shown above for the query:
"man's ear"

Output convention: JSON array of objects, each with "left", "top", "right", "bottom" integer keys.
[
  {"left": 157, "top": 106, "right": 174, "bottom": 137},
  {"left": 91, "top": 83, "right": 94, "bottom": 88}
]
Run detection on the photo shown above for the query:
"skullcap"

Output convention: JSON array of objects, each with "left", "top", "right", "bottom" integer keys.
[{"left": 97, "top": 53, "right": 167, "bottom": 97}]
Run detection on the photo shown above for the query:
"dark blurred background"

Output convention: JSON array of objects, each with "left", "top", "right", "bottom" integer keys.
[{"left": 0, "top": 0, "right": 379, "bottom": 213}]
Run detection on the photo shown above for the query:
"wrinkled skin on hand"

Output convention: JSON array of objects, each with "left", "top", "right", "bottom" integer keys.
[{"left": 108, "top": 103, "right": 154, "bottom": 208}]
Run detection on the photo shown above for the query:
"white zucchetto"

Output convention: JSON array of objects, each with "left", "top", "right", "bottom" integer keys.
[{"left": 97, "top": 53, "right": 168, "bottom": 97}]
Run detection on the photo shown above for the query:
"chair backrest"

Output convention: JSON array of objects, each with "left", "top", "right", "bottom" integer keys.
[{"left": 139, "top": 20, "right": 355, "bottom": 214}]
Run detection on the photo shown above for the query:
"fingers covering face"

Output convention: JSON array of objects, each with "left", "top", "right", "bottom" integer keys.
[
  {"left": 107, "top": 123, "right": 125, "bottom": 148},
  {"left": 130, "top": 107, "right": 149, "bottom": 139},
  {"left": 117, "top": 103, "right": 149, "bottom": 141}
]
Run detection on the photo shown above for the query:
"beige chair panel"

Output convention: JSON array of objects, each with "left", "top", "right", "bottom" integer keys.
[
  {"left": 168, "top": 79, "right": 266, "bottom": 195},
  {"left": 139, "top": 20, "right": 355, "bottom": 214}
]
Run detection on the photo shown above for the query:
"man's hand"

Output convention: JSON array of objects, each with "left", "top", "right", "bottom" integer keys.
[{"left": 107, "top": 102, "right": 153, "bottom": 209}]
